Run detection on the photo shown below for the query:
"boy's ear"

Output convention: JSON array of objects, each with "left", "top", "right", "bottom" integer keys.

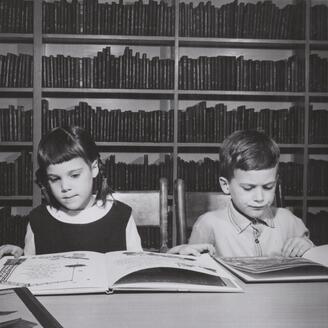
[
  {"left": 219, "top": 177, "right": 230, "bottom": 195},
  {"left": 91, "top": 160, "right": 99, "bottom": 178}
]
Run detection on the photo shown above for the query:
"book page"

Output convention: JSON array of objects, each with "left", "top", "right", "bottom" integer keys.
[
  {"left": 303, "top": 245, "right": 328, "bottom": 267},
  {"left": 220, "top": 256, "right": 323, "bottom": 274},
  {"left": 105, "top": 251, "right": 242, "bottom": 292},
  {"left": 0, "top": 251, "right": 108, "bottom": 295},
  {"left": 215, "top": 256, "right": 328, "bottom": 283}
]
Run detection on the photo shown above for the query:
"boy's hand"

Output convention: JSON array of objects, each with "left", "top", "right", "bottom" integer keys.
[
  {"left": 167, "top": 244, "right": 216, "bottom": 256},
  {"left": 0, "top": 244, "right": 24, "bottom": 259},
  {"left": 282, "top": 237, "right": 313, "bottom": 257}
]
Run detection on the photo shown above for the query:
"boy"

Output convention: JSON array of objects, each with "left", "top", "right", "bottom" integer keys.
[{"left": 171, "top": 130, "right": 313, "bottom": 257}]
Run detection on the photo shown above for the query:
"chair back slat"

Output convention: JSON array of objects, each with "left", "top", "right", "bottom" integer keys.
[{"left": 113, "top": 178, "right": 168, "bottom": 252}]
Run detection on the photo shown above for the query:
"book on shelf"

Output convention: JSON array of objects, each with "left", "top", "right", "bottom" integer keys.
[
  {"left": 0, "top": 288, "right": 63, "bottom": 328},
  {"left": 214, "top": 255, "right": 328, "bottom": 283},
  {"left": 0, "top": 251, "right": 242, "bottom": 295}
]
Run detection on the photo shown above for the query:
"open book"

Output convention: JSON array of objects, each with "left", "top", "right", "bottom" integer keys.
[
  {"left": 214, "top": 256, "right": 328, "bottom": 283},
  {"left": 0, "top": 251, "right": 242, "bottom": 295}
]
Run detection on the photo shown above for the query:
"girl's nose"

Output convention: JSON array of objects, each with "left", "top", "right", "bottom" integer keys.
[{"left": 61, "top": 179, "right": 71, "bottom": 192}]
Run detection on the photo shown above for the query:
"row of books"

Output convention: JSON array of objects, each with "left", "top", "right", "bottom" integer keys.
[
  {"left": 179, "top": 0, "right": 305, "bottom": 40},
  {"left": 0, "top": 53, "right": 33, "bottom": 88},
  {"left": 0, "top": 207, "right": 28, "bottom": 248},
  {"left": 43, "top": 0, "right": 175, "bottom": 36},
  {"left": 1, "top": 0, "right": 328, "bottom": 41},
  {"left": 41, "top": 0, "right": 308, "bottom": 40},
  {"left": 94, "top": 154, "right": 173, "bottom": 192},
  {"left": 307, "top": 160, "right": 328, "bottom": 197},
  {"left": 2, "top": 50, "right": 327, "bottom": 91},
  {"left": 0, "top": 151, "right": 33, "bottom": 196},
  {"left": 0, "top": 0, "right": 33, "bottom": 33},
  {"left": 309, "top": 106, "right": 328, "bottom": 144},
  {"left": 41, "top": 100, "right": 305, "bottom": 144},
  {"left": 310, "top": 5, "right": 328, "bottom": 40},
  {"left": 179, "top": 54, "right": 305, "bottom": 92},
  {"left": 41, "top": 100, "right": 174, "bottom": 143},
  {"left": 42, "top": 47, "right": 174, "bottom": 89},
  {"left": 178, "top": 102, "right": 305, "bottom": 144},
  {"left": 177, "top": 158, "right": 305, "bottom": 195},
  {"left": 309, "top": 54, "right": 328, "bottom": 92},
  {"left": 307, "top": 211, "right": 328, "bottom": 245},
  {"left": 2, "top": 101, "right": 328, "bottom": 144},
  {"left": 0, "top": 106, "right": 33, "bottom": 142}
]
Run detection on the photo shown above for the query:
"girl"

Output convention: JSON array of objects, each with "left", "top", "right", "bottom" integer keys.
[{"left": 0, "top": 126, "right": 142, "bottom": 257}]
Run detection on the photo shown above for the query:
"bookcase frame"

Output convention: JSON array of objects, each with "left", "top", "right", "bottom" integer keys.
[{"left": 0, "top": 0, "right": 328, "bottom": 241}]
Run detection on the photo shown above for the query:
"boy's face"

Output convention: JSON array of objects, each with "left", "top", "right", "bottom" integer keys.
[
  {"left": 219, "top": 165, "right": 278, "bottom": 219},
  {"left": 46, "top": 157, "right": 99, "bottom": 212}
]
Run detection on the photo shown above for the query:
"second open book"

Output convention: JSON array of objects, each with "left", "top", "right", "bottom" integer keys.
[{"left": 0, "top": 251, "right": 242, "bottom": 295}]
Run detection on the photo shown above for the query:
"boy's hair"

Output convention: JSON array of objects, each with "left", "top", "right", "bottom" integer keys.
[
  {"left": 220, "top": 130, "right": 280, "bottom": 181},
  {"left": 35, "top": 126, "right": 111, "bottom": 208}
]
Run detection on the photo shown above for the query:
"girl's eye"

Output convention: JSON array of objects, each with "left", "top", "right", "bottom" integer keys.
[{"left": 48, "top": 177, "right": 59, "bottom": 183}]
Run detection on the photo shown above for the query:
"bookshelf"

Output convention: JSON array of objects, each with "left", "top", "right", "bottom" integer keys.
[{"left": 0, "top": 0, "right": 328, "bottom": 246}]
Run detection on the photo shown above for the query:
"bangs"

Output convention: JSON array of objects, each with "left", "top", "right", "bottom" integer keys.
[
  {"left": 37, "top": 127, "right": 90, "bottom": 169},
  {"left": 38, "top": 142, "right": 86, "bottom": 167}
]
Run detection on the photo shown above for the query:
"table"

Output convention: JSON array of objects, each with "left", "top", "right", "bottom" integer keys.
[{"left": 38, "top": 281, "right": 328, "bottom": 328}]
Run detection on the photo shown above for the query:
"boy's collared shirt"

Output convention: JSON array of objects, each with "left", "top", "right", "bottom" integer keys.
[{"left": 189, "top": 200, "right": 312, "bottom": 257}]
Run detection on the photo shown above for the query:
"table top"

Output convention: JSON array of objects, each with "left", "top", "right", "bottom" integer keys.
[{"left": 38, "top": 281, "right": 328, "bottom": 328}]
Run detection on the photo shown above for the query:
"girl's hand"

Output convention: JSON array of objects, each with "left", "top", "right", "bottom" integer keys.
[
  {"left": 282, "top": 237, "right": 313, "bottom": 257},
  {"left": 0, "top": 244, "right": 24, "bottom": 259},
  {"left": 167, "top": 243, "right": 216, "bottom": 256}
]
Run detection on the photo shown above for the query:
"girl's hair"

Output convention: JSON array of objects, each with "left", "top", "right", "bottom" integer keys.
[
  {"left": 35, "top": 126, "right": 111, "bottom": 207},
  {"left": 220, "top": 130, "right": 280, "bottom": 181}
]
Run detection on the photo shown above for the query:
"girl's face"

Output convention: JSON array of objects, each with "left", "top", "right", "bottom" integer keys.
[
  {"left": 46, "top": 157, "right": 99, "bottom": 212},
  {"left": 219, "top": 165, "right": 278, "bottom": 219}
]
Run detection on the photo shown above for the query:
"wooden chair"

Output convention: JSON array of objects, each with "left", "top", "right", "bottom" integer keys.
[
  {"left": 113, "top": 177, "right": 169, "bottom": 253},
  {"left": 174, "top": 178, "right": 284, "bottom": 244}
]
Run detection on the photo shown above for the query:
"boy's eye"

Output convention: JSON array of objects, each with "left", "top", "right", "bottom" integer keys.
[
  {"left": 242, "top": 186, "right": 253, "bottom": 191},
  {"left": 71, "top": 173, "right": 80, "bottom": 178},
  {"left": 264, "top": 184, "right": 275, "bottom": 190}
]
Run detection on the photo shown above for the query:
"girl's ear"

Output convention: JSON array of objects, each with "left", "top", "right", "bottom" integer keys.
[
  {"left": 91, "top": 160, "right": 99, "bottom": 178},
  {"left": 219, "top": 177, "right": 230, "bottom": 195}
]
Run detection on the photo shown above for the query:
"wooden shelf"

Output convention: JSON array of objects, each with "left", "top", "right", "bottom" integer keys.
[
  {"left": 96, "top": 142, "right": 173, "bottom": 152},
  {"left": 0, "top": 33, "right": 33, "bottom": 43},
  {"left": 42, "top": 88, "right": 175, "bottom": 99},
  {"left": 0, "top": 142, "right": 33, "bottom": 151},
  {"left": 0, "top": 196, "right": 33, "bottom": 206},
  {"left": 177, "top": 143, "right": 306, "bottom": 153},
  {"left": 179, "top": 37, "right": 306, "bottom": 49},
  {"left": 0, "top": 88, "right": 33, "bottom": 97},
  {"left": 43, "top": 34, "right": 175, "bottom": 46},
  {"left": 309, "top": 92, "right": 328, "bottom": 101},
  {"left": 310, "top": 40, "right": 328, "bottom": 50},
  {"left": 178, "top": 90, "right": 305, "bottom": 101}
]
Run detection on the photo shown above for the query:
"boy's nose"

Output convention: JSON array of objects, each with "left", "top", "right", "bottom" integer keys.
[{"left": 253, "top": 188, "right": 264, "bottom": 202}]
